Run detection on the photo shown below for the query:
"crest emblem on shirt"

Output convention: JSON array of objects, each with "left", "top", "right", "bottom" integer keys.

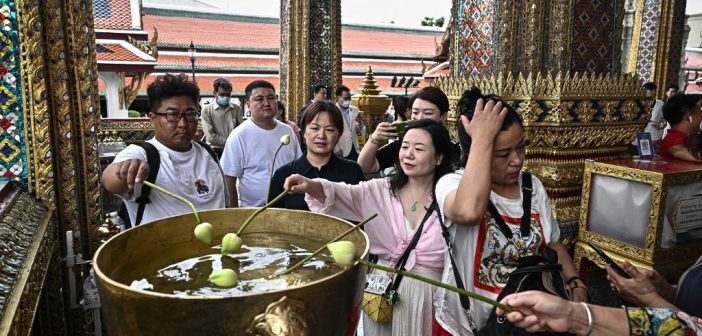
[{"left": 194, "top": 179, "right": 210, "bottom": 195}]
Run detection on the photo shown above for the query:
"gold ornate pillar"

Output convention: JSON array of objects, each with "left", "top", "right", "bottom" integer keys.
[
  {"left": 279, "top": 0, "right": 342, "bottom": 120},
  {"left": 4, "top": 0, "right": 103, "bottom": 333},
  {"left": 627, "top": 0, "right": 687, "bottom": 98}
]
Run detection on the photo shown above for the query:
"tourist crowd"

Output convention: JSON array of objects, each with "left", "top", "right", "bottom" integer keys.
[{"left": 103, "top": 74, "right": 702, "bottom": 335}]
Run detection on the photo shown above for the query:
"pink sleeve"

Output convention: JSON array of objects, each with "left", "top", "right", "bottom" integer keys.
[{"left": 305, "top": 178, "right": 381, "bottom": 222}]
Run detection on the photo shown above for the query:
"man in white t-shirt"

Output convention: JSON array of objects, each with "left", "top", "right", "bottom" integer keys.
[
  {"left": 102, "top": 74, "right": 227, "bottom": 225},
  {"left": 221, "top": 80, "right": 302, "bottom": 207}
]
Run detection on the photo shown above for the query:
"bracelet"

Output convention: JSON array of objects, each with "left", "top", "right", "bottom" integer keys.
[
  {"left": 566, "top": 276, "right": 581, "bottom": 285},
  {"left": 580, "top": 302, "right": 594, "bottom": 336},
  {"left": 369, "top": 136, "right": 385, "bottom": 146}
]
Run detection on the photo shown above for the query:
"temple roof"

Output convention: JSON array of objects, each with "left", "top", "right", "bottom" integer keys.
[
  {"left": 96, "top": 39, "right": 157, "bottom": 72},
  {"left": 141, "top": 8, "right": 443, "bottom": 58},
  {"left": 684, "top": 48, "right": 702, "bottom": 93},
  {"left": 94, "top": 0, "right": 137, "bottom": 30}
]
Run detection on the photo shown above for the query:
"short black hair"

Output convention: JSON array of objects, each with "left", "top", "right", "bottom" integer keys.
[
  {"left": 245, "top": 80, "right": 275, "bottom": 100},
  {"left": 311, "top": 84, "right": 326, "bottom": 97},
  {"left": 300, "top": 101, "right": 344, "bottom": 134},
  {"left": 335, "top": 85, "right": 350, "bottom": 97},
  {"left": 213, "top": 78, "right": 232, "bottom": 92},
  {"left": 666, "top": 84, "right": 680, "bottom": 91},
  {"left": 456, "top": 87, "right": 523, "bottom": 167},
  {"left": 642, "top": 82, "right": 657, "bottom": 91},
  {"left": 408, "top": 87, "right": 449, "bottom": 116},
  {"left": 663, "top": 94, "right": 699, "bottom": 126},
  {"left": 147, "top": 73, "right": 200, "bottom": 112}
]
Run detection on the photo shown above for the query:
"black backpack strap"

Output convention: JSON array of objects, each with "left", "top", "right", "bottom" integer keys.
[
  {"left": 133, "top": 142, "right": 160, "bottom": 227},
  {"left": 195, "top": 140, "right": 219, "bottom": 162},
  {"left": 485, "top": 172, "right": 533, "bottom": 239},
  {"left": 390, "top": 200, "right": 436, "bottom": 292},
  {"left": 520, "top": 172, "right": 532, "bottom": 237}
]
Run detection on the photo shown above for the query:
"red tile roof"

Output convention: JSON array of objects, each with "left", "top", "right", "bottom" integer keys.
[
  {"left": 142, "top": 11, "right": 441, "bottom": 57},
  {"left": 155, "top": 53, "right": 431, "bottom": 74},
  {"left": 94, "top": 0, "right": 135, "bottom": 30},
  {"left": 97, "top": 43, "right": 144, "bottom": 62},
  {"left": 142, "top": 15, "right": 280, "bottom": 49}
]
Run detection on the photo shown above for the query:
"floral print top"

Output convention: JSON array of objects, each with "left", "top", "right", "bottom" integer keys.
[{"left": 627, "top": 307, "right": 702, "bottom": 335}]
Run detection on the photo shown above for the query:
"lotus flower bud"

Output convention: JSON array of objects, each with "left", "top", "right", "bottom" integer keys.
[
  {"left": 209, "top": 269, "right": 238, "bottom": 287},
  {"left": 193, "top": 222, "right": 214, "bottom": 245},
  {"left": 280, "top": 134, "right": 291, "bottom": 145},
  {"left": 326, "top": 241, "right": 356, "bottom": 267},
  {"left": 221, "top": 233, "right": 243, "bottom": 254}
]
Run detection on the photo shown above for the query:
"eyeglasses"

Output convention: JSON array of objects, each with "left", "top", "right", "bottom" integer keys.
[{"left": 153, "top": 111, "right": 200, "bottom": 122}]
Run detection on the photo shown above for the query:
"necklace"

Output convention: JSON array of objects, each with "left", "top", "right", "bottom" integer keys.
[{"left": 406, "top": 187, "right": 429, "bottom": 212}]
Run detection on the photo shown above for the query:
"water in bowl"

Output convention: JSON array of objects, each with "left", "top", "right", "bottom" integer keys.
[{"left": 110, "top": 232, "right": 342, "bottom": 296}]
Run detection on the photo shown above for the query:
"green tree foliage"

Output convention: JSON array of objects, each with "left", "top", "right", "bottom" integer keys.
[{"left": 421, "top": 16, "right": 445, "bottom": 27}]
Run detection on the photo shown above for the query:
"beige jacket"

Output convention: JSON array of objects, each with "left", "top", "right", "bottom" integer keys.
[
  {"left": 201, "top": 102, "right": 243, "bottom": 148},
  {"left": 335, "top": 103, "right": 360, "bottom": 157}
]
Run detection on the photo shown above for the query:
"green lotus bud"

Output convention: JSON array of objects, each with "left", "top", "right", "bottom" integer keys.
[
  {"left": 209, "top": 269, "right": 238, "bottom": 287},
  {"left": 326, "top": 241, "right": 356, "bottom": 267},
  {"left": 193, "top": 222, "right": 214, "bottom": 245},
  {"left": 280, "top": 134, "right": 291, "bottom": 145},
  {"left": 221, "top": 233, "right": 243, "bottom": 254}
]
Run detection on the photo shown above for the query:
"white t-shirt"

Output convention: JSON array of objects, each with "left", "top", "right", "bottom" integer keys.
[
  {"left": 433, "top": 171, "right": 560, "bottom": 335},
  {"left": 220, "top": 119, "right": 302, "bottom": 207},
  {"left": 113, "top": 138, "right": 227, "bottom": 225}
]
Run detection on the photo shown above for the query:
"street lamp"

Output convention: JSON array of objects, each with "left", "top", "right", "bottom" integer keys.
[{"left": 188, "top": 41, "right": 197, "bottom": 82}]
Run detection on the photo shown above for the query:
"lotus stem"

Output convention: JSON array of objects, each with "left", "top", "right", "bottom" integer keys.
[
  {"left": 279, "top": 213, "right": 377, "bottom": 276},
  {"left": 356, "top": 258, "right": 515, "bottom": 314},
  {"left": 143, "top": 180, "right": 201, "bottom": 223},
  {"left": 266, "top": 142, "right": 286, "bottom": 201},
  {"left": 236, "top": 189, "right": 290, "bottom": 235}
]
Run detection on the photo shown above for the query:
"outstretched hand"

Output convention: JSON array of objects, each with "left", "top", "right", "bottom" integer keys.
[
  {"left": 283, "top": 174, "right": 311, "bottom": 193},
  {"left": 497, "top": 291, "right": 573, "bottom": 334},
  {"left": 114, "top": 159, "right": 150, "bottom": 190},
  {"left": 461, "top": 98, "right": 508, "bottom": 140}
]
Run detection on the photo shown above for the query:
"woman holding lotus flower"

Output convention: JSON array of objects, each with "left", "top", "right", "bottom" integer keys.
[{"left": 284, "top": 119, "right": 454, "bottom": 336}]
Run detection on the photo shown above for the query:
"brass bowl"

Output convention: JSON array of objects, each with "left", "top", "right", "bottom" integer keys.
[{"left": 93, "top": 208, "right": 369, "bottom": 335}]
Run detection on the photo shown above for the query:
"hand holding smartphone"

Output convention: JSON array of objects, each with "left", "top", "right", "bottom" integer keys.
[
  {"left": 588, "top": 241, "right": 631, "bottom": 279},
  {"left": 392, "top": 120, "right": 411, "bottom": 136}
]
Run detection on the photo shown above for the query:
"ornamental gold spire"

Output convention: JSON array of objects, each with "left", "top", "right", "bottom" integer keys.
[{"left": 358, "top": 66, "right": 381, "bottom": 96}]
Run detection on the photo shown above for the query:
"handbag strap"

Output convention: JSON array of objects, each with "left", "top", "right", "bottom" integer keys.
[
  {"left": 485, "top": 172, "right": 533, "bottom": 239},
  {"left": 438, "top": 209, "right": 472, "bottom": 309},
  {"left": 390, "top": 199, "right": 437, "bottom": 291}
]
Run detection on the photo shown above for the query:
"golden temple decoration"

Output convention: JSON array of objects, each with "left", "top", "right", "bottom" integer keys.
[
  {"left": 574, "top": 160, "right": 702, "bottom": 278},
  {"left": 351, "top": 66, "right": 390, "bottom": 134},
  {"left": 247, "top": 296, "right": 314, "bottom": 336}
]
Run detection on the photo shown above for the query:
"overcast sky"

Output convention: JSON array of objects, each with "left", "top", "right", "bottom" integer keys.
[{"left": 197, "top": 0, "right": 452, "bottom": 28}]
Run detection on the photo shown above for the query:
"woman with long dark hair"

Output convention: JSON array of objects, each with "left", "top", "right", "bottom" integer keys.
[{"left": 285, "top": 119, "right": 454, "bottom": 335}]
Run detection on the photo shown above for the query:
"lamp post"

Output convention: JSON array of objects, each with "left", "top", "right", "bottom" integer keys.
[{"left": 188, "top": 41, "right": 197, "bottom": 82}]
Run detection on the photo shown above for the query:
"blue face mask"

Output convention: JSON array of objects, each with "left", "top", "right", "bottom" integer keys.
[{"left": 216, "top": 96, "right": 231, "bottom": 106}]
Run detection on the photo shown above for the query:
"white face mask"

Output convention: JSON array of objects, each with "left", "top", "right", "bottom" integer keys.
[{"left": 339, "top": 100, "right": 350, "bottom": 109}]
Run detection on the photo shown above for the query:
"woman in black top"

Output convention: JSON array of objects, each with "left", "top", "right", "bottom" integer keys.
[{"left": 269, "top": 101, "right": 365, "bottom": 210}]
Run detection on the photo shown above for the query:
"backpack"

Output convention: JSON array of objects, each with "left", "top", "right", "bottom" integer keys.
[
  {"left": 116, "top": 141, "right": 219, "bottom": 228},
  {"left": 476, "top": 247, "right": 572, "bottom": 336}
]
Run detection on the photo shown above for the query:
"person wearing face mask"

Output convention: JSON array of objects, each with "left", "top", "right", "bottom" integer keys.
[
  {"left": 201, "top": 78, "right": 243, "bottom": 156},
  {"left": 659, "top": 94, "right": 702, "bottom": 162},
  {"left": 335, "top": 85, "right": 361, "bottom": 161}
]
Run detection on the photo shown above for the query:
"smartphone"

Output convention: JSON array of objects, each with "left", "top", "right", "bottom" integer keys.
[
  {"left": 392, "top": 120, "right": 412, "bottom": 136},
  {"left": 588, "top": 241, "right": 631, "bottom": 279}
]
